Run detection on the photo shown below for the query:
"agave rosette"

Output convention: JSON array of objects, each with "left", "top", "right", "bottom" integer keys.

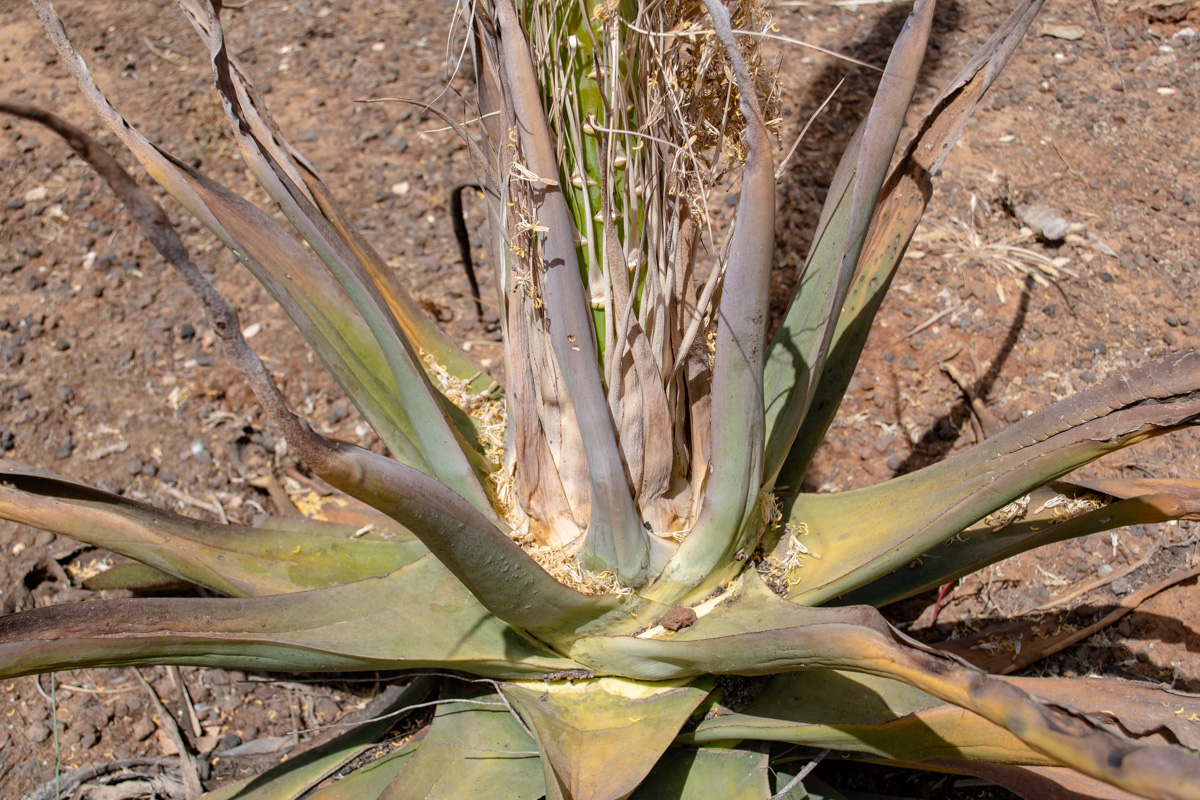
[{"left": 3, "top": 0, "right": 1200, "bottom": 798}]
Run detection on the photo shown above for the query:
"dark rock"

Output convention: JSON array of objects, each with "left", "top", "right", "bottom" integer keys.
[
  {"left": 1086, "top": 342, "right": 1108, "bottom": 355},
  {"left": 53, "top": 339, "right": 70, "bottom": 351},
  {"left": 57, "top": 386, "right": 75, "bottom": 403},
  {"left": 6, "top": 197, "right": 25, "bottom": 210},
  {"left": 71, "top": 722, "right": 99, "bottom": 749},
  {"left": 179, "top": 322, "right": 196, "bottom": 342},
  {"left": 26, "top": 275, "right": 46, "bottom": 291},
  {"left": 53, "top": 442, "right": 74, "bottom": 459},
  {"left": 14, "top": 387, "right": 31, "bottom": 402},
  {"left": 1, "top": 346, "right": 24, "bottom": 365}
]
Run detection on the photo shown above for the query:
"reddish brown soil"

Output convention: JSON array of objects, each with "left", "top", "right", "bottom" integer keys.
[{"left": 2, "top": 0, "right": 1199, "bottom": 796}]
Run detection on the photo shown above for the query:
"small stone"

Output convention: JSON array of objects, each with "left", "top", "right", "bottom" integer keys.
[
  {"left": 14, "top": 387, "right": 31, "bottom": 402},
  {"left": 57, "top": 386, "right": 75, "bottom": 403},
  {"left": 326, "top": 400, "right": 351, "bottom": 424},
  {"left": 886, "top": 455, "right": 905, "bottom": 471},
  {"left": 658, "top": 606, "right": 697, "bottom": 632},
  {"left": 179, "top": 322, "right": 196, "bottom": 342},
  {"left": 71, "top": 722, "right": 99, "bottom": 749},
  {"left": 94, "top": 253, "right": 114, "bottom": 272},
  {"left": 135, "top": 290, "right": 156, "bottom": 309},
  {"left": 132, "top": 717, "right": 156, "bottom": 741},
  {"left": 6, "top": 197, "right": 26, "bottom": 210},
  {"left": 158, "top": 469, "right": 177, "bottom": 484},
  {"left": 27, "top": 274, "right": 46, "bottom": 291},
  {"left": 53, "top": 339, "right": 70, "bottom": 351},
  {"left": 1165, "top": 315, "right": 1180, "bottom": 327},
  {"left": 1099, "top": 272, "right": 1114, "bottom": 283},
  {"left": 124, "top": 457, "right": 144, "bottom": 475},
  {"left": 1111, "top": 578, "right": 1130, "bottom": 595},
  {"left": 1097, "top": 563, "right": 1113, "bottom": 577},
  {"left": 1, "top": 431, "right": 14, "bottom": 452},
  {"left": 1087, "top": 342, "right": 1108, "bottom": 355},
  {"left": 140, "top": 462, "right": 158, "bottom": 478},
  {"left": 313, "top": 697, "right": 341, "bottom": 722},
  {"left": 1080, "top": 371, "right": 1096, "bottom": 383},
  {"left": 25, "top": 722, "right": 51, "bottom": 744},
  {"left": 53, "top": 442, "right": 74, "bottom": 459}
]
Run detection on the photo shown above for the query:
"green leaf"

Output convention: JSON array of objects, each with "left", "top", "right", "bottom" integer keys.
[
  {"left": 629, "top": 747, "right": 771, "bottom": 800},
  {"left": 771, "top": 0, "right": 1048, "bottom": 488},
  {"left": 0, "top": 462, "right": 427, "bottom": 596},
  {"left": 303, "top": 746, "right": 416, "bottom": 800},
  {"left": 176, "top": 0, "right": 497, "bottom": 519},
  {"left": 0, "top": 554, "right": 579, "bottom": 680},
  {"left": 380, "top": 688, "right": 544, "bottom": 800},
  {"left": 28, "top": 2, "right": 435, "bottom": 473},
  {"left": 777, "top": 351, "right": 1200, "bottom": 606},
  {"left": 492, "top": 0, "right": 650, "bottom": 585},
  {"left": 569, "top": 572, "right": 1200, "bottom": 800},
  {"left": 647, "top": 0, "right": 780, "bottom": 603},
  {"left": 83, "top": 563, "right": 193, "bottom": 594},
  {"left": 763, "top": 0, "right": 935, "bottom": 487},
  {"left": 688, "top": 671, "right": 1052, "bottom": 766},
  {"left": 203, "top": 678, "right": 433, "bottom": 800},
  {"left": 839, "top": 479, "right": 1200, "bottom": 608},
  {"left": 502, "top": 677, "right": 712, "bottom": 800}
]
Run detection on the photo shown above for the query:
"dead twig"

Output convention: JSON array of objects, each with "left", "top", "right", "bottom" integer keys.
[
  {"left": 903, "top": 303, "right": 964, "bottom": 340},
  {"left": 140, "top": 36, "right": 189, "bottom": 70},
  {"left": 1042, "top": 549, "right": 1157, "bottom": 611},
  {"left": 1000, "top": 564, "right": 1200, "bottom": 675},
  {"left": 167, "top": 666, "right": 204, "bottom": 740},
  {"left": 941, "top": 361, "right": 1005, "bottom": 439},
  {"left": 133, "top": 669, "right": 202, "bottom": 799},
  {"left": 159, "top": 485, "right": 226, "bottom": 521},
  {"left": 22, "top": 757, "right": 178, "bottom": 800}
]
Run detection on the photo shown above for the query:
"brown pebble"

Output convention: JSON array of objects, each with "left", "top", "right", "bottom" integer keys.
[{"left": 659, "top": 606, "right": 697, "bottom": 632}]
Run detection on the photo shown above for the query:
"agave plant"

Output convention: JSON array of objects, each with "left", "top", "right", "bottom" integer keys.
[{"left": 5, "top": 0, "right": 1200, "bottom": 797}]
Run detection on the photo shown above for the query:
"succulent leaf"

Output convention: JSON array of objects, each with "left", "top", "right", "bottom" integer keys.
[
  {"left": 840, "top": 478, "right": 1200, "bottom": 608},
  {"left": 780, "top": 351, "right": 1200, "bottom": 605},
  {"left": 502, "top": 677, "right": 712, "bottom": 800},
  {"left": 763, "top": 0, "right": 938, "bottom": 487},
  {"left": 630, "top": 748, "right": 773, "bottom": 800},
  {"left": 771, "top": 0, "right": 1050, "bottom": 487},
  {"left": 378, "top": 687, "right": 545, "bottom": 799},
  {"left": 202, "top": 678, "right": 433, "bottom": 800},
  {"left": 0, "top": 462, "right": 427, "bottom": 596},
  {"left": 0, "top": 556, "right": 578, "bottom": 679}
]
